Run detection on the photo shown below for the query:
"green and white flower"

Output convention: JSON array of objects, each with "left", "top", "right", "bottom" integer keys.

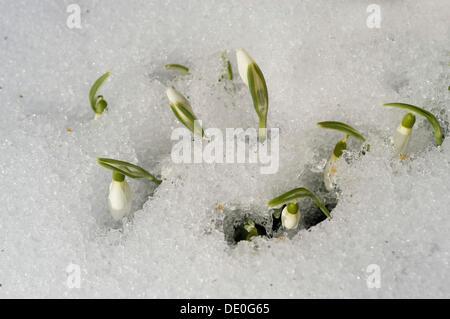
[
  {"left": 236, "top": 49, "right": 268, "bottom": 140},
  {"left": 317, "top": 121, "right": 365, "bottom": 191},
  {"left": 392, "top": 113, "right": 415, "bottom": 155},
  {"left": 268, "top": 187, "right": 330, "bottom": 227},
  {"left": 323, "top": 140, "right": 347, "bottom": 191},
  {"left": 236, "top": 49, "right": 254, "bottom": 86},
  {"left": 108, "top": 171, "right": 132, "bottom": 221},
  {"left": 166, "top": 87, "right": 204, "bottom": 137},
  {"left": 97, "top": 158, "right": 161, "bottom": 221},
  {"left": 383, "top": 103, "right": 443, "bottom": 151},
  {"left": 281, "top": 202, "right": 301, "bottom": 230}
]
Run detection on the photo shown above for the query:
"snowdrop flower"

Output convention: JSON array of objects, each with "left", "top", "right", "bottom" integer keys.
[
  {"left": 392, "top": 113, "right": 415, "bottom": 155},
  {"left": 236, "top": 49, "right": 268, "bottom": 140},
  {"left": 323, "top": 140, "right": 346, "bottom": 192},
  {"left": 166, "top": 87, "right": 204, "bottom": 137},
  {"left": 166, "top": 87, "right": 192, "bottom": 112},
  {"left": 317, "top": 121, "right": 365, "bottom": 192},
  {"left": 383, "top": 103, "right": 443, "bottom": 146},
  {"left": 268, "top": 187, "right": 330, "bottom": 219},
  {"left": 108, "top": 171, "right": 132, "bottom": 221},
  {"left": 89, "top": 71, "right": 110, "bottom": 119},
  {"left": 281, "top": 202, "right": 301, "bottom": 230},
  {"left": 97, "top": 158, "right": 161, "bottom": 221},
  {"left": 236, "top": 49, "right": 254, "bottom": 86}
]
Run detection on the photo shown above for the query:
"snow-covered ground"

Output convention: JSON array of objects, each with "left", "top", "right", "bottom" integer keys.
[{"left": 0, "top": 0, "right": 449, "bottom": 298}]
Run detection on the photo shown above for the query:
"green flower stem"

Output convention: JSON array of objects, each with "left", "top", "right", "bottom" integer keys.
[
  {"left": 267, "top": 187, "right": 330, "bottom": 218},
  {"left": 164, "top": 64, "right": 190, "bottom": 74},
  {"left": 97, "top": 158, "right": 162, "bottom": 184},
  {"left": 259, "top": 118, "right": 267, "bottom": 141},
  {"left": 112, "top": 171, "right": 125, "bottom": 182},
  {"left": 383, "top": 103, "right": 443, "bottom": 145}
]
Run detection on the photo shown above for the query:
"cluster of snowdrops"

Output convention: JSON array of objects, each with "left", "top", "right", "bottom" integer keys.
[{"left": 90, "top": 49, "right": 444, "bottom": 241}]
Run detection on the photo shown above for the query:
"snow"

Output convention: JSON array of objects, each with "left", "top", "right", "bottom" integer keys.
[{"left": 0, "top": 0, "right": 449, "bottom": 298}]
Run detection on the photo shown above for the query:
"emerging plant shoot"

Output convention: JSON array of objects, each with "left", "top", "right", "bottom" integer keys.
[
  {"left": 317, "top": 121, "right": 365, "bottom": 191},
  {"left": 97, "top": 158, "right": 161, "bottom": 221},
  {"left": 107, "top": 170, "right": 132, "bottom": 221},
  {"left": 236, "top": 49, "right": 268, "bottom": 141},
  {"left": 383, "top": 103, "right": 443, "bottom": 147},
  {"left": 166, "top": 87, "right": 205, "bottom": 138},
  {"left": 392, "top": 113, "right": 416, "bottom": 155},
  {"left": 267, "top": 187, "right": 330, "bottom": 230},
  {"left": 89, "top": 72, "right": 111, "bottom": 119}
]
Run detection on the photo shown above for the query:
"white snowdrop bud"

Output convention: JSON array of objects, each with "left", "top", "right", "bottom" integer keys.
[
  {"left": 268, "top": 188, "right": 330, "bottom": 219},
  {"left": 107, "top": 172, "right": 132, "bottom": 221},
  {"left": 166, "top": 87, "right": 204, "bottom": 137},
  {"left": 392, "top": 126, "right": 412, "bottom": 155},
  {"left": 236, "top": 49, "right": 269, "bottom": 140},
  {"left": 281, "top": 202, "right": 301, "bottom": 230},
  {"left": 236, "top": 49, "right": 255, "bottom": 86},
  {"left": 166, "top": 87, "right": 194, "bottom": 115},
  {"left": 392, "top": 113, "right": 415, "bottom": 156}
]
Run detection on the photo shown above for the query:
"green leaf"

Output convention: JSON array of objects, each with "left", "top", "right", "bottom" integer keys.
[
  {"left": 220, "top": 51, "right": 233, "bottom": 81},
  {"left": 170, "top": 103, "right": 205, "bottom": 138},
  {"left": 247, "top": 63, "right": 268, "bottom": 133},
  {"left": 383, "top": 103, "right": 443, "bottom": 146},
  {"left": 164, "top": 64, "right": 190, "bottom": 74},
  {"left": 89, "top": 72, "right": 111, "bottom": 114},
  {"left": 267, "top": 187, "right": 331, "bottom": 218},
  {"left": 227, "top": 61, "right": 233, "bottom": 80},
  {"left": 97, "top": 158, "right": 161, "bottom": 184},
  {"left": 317, "top": 121, "right": 365, "bottom": 143}
]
